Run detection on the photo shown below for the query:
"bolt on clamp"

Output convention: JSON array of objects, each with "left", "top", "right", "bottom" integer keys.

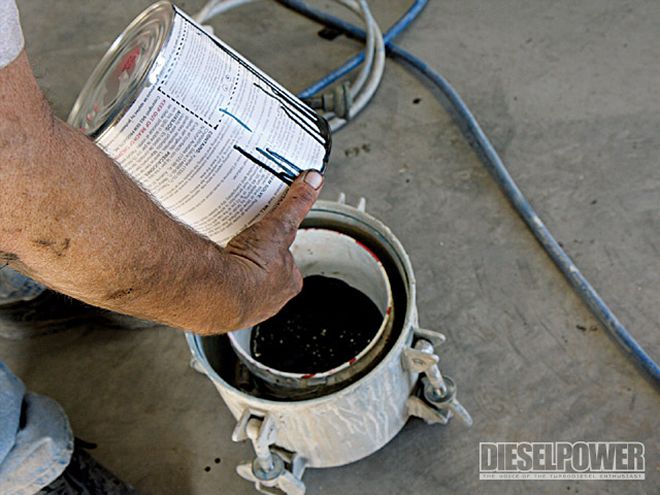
[
  {"left": 233, "top": 411, "right": 307, "bottom": 495},
  {"left": 403, "top": 337, "right": 472, "bottom": 427}
]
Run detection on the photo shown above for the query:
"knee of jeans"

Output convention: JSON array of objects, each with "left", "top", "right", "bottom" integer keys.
[{"left": 0, "top": 268, "right": 46, "bottom": 305}]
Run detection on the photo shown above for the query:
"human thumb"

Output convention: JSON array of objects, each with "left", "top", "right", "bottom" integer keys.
[{"left": 268, "top": 170, "right": 324, "bottom": 242}]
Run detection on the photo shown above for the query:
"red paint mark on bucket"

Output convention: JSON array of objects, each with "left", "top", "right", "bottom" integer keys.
[
  {"left": 386, "top": 306, "right": 392, "bottom": 316},
  {"left": 118, "top": 47, "right": 141, "bottom": 74},
  {"left": 349, "top": 357, "right": 357, "bottom": 365},
  {"left": 355, "top": 240, "right": 380, "bottom": 263},
  {"left": 302, "top": 373, "right": 315, "bottom": 379}
]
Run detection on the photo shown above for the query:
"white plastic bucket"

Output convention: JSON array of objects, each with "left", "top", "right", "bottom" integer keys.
[{"left": 228, "top": 228, "right": 394, "bottom": 389}]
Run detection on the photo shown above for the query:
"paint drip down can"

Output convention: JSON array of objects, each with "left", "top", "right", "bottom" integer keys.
[{"left": 68, "top": 1, "right": 331, "bottom": 245}]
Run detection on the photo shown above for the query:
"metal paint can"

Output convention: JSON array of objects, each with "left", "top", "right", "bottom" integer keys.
[{"left": 68, "top": 1, "right": 331, "bottom": 245}]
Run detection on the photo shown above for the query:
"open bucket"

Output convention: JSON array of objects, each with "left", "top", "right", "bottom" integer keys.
[{"left": 228, "top": 228, "right": 394, "bottom": 389}]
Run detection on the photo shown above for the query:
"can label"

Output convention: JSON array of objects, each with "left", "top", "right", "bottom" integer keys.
[{"left": 96, "top": 7, "right": 330, "bottom": 245}]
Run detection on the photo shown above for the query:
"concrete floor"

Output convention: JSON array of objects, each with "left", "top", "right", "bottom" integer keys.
[{"left": 2, "top": 0, "right": 658, "bottom": 493}]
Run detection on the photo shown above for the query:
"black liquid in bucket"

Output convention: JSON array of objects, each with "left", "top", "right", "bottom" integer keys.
[{"left": 250, "top": 275, "right": 383, "bottom": 374}]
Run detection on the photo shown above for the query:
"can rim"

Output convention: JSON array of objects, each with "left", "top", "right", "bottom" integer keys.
[{"left": 67, "top": 1, "right": 175, "bottom": 138}]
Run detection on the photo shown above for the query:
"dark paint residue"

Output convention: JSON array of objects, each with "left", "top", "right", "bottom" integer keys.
[{"left": 250, "top": 275, "right": 382, "bottom": 374}]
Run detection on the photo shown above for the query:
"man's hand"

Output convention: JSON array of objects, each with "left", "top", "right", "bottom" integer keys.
[{"left": 224, "top": 170, "right": 324, "bottom": 329}]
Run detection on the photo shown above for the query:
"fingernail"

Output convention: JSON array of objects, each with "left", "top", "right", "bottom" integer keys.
[{"left": 303, "top": 170, "right": 323, "bottom": 190}]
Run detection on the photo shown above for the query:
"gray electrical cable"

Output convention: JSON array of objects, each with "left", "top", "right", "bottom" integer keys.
[
  {"left": 337, "top": 0, "right": 374, "bottom": 99},
  {"left": 328, "top": 0, "right": 385, "bottom": 131},
  {"left": 195, "top": 0, "right": 254, "bottom": 22}
]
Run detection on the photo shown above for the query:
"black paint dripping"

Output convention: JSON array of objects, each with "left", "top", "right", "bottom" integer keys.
[
  {"left": 256, "top": 147, "right": 302, "bottom": 179},
  {"left": 252, "top": 82, "right": 327, "bottom": 149},
  {"left": 234, "top": 145, "right": 295, "bottom": 185},
  {"left": 266, "top": 148, "right": 303, "bottom": 173}
]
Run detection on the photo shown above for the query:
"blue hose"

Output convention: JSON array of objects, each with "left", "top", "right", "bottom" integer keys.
[
  {"left": 297, "top": 0, "right": 429, "bottom": 99},
  {"left": 278, "top": 0, "right": 660, "bottom": 385}
]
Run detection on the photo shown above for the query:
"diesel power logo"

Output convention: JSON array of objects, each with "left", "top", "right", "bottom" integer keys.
[{"left": 479, "top": 442, "right": 645, "bottom": 480}]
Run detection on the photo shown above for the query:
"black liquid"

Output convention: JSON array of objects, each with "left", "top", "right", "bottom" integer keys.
[{"left": 250, "top": 275, "right": 383, "bottom": 374}]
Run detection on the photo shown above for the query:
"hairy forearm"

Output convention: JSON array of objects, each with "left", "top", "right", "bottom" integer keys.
[
  {"left": 0, "top": 52, "right": 246, "bottom": 334},
  {"left": 1, "top": 51, "right": 323, "bottom": 334}
]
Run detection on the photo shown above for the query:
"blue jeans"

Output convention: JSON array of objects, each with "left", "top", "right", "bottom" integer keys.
[
  {"left": 0, "top": 267, "right": 45, "bottom": 305},
  {"left": 1, "top": 270, "right": 72, "bottom": 494},
  {"left": 0, "top": 362, "right": 73, "bottom": 495}
]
